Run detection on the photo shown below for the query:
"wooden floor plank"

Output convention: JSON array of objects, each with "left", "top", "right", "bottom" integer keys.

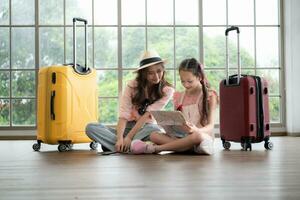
[{"left": 0, "top": 137, "right": 300, "bottom": 200}]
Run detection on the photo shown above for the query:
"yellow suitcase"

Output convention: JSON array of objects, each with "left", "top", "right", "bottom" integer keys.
[{"left": 33, "top": 18, "right": 98, "bottom": 152}]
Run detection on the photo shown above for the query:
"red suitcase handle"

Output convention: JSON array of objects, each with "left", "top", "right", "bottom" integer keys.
[
  {"left": 225, "top": 26, "right": 241, "bottom": 85},
  {"left": 225, "top": 26, "right": 240, "bottom": 36}
]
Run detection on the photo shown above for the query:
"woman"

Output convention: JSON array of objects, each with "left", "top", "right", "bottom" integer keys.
[{"left": 86, "top": 50, "right": 174, "bottom": 153}]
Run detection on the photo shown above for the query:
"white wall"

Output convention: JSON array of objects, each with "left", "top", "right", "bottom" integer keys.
[{"left": 284, "top": 0, "right": 300, "bottom": 136}]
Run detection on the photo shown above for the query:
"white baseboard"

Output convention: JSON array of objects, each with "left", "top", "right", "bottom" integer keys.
[
  {"left": 288, "top": 132, "right": 300, "bottom": 136},
  {"left": 0, "top": 130, "right": 36, "bottom": 137}
]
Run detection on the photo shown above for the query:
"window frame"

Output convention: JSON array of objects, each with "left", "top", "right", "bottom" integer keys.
[{"left": 0, "top": 0, "right": 284, "bottom": 131}]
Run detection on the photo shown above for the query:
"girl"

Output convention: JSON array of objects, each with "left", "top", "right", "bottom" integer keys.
[
  {"left": 131, "top": 58, "right": 218, "bottom": 155},
  {"left": 86, "top": 50, "right": 174, "bottom": 153}
]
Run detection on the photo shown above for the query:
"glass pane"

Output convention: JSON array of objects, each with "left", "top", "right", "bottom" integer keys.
[
  {"left": 11, "top": 0, "right": 35, "bottom": 25},
  {"left": 0, "top": 99, "right": 10, "bottom": 126},
  {"left": 122, "top": 27, "right": 146, "bottom": 68},
  {"left": 228, "top": 69, "right": 255, "bottom": 77},
  {"left": 147, "top": 0, "right": 173, "bottom": 25},
  {"left": 66, "top": 0, "right": 92, "bottom": 25},
  {"left": 257, "top": 69, "right": 279, "bottom": 95},
  {"left": 0, "top": 71, "right": 10, "bottom": 97},
  {"left": 203, "top": 0, "right": 226, "bottom": 25},
  {"left": 256, "top": 0, "right": 279, "bottom": 25},
  {"left": 39, "top": 0, "right": 64, "bottom": 25},
  {"left": 175, "top": 0, "right": 198, "bottom": 25},
  {"left": 148, "top": 27, "right": 174, "bottom": 68},
  {"left": 206, "top": 69, "right": 225, "bottom": 93},
  {"left": 0, "top": 28, "right": 9, "bottom": 69},
  {"left": 12, "top": 71, "right": 36, "bottom": 97},
  {"left": 99, "top": 98, "right": 118, "bottom": 124},
  {"left": 39, "top": 28, "right": 64, "bottom": 67},
  {"left": 256, "top": 27, "right": 279, "bottom": 68},
  {"left": 122, "top": 0, "right": 145, "bottom": 25},
  {"left": 11, "top": 28, "right": 35, "bottom": 69},
  {"left": 66, "top": 27, "right": 93, "bottom": 68},
  {"left": 165, "top": 69, "right": 175, "bottom": 86},
  {"left": 94, "top": 0, "right": 117, "bottom": 25},
  {"left": 164, "top": 69, "right": 175, "bottom": 110},
  {"left": 94, "top": 27, "right": 117, "bottom": 68},
  {"left": 122, "top": 70, "right": 135, "bottom": 90},
  {"left": 175, "top": 69, "right": 185, "bottom": 92},
  {"left": 203, "top": 27, "right": 225, "bottom": 68},
  {"left": 12, "top": 99, "right": 36, "bottom": 126},
  {"left": 97, "top": 70, "right": 118, "bottom": 97},
  {"left": 199, "top": 73, "right": 222, "bottom": 124},
  {"left": 227, "top": 27, "right": 254, "bottom": 68},
  {"left": 175, "top": 27, "right": 199, "bottom": 66},
  {"left": 0, "top": 0, "right": 9, "bottom": 25},
  {"left": 228, "top": 0, "right": 254, "bottom": 25},
  {"left": 269, "top": 97, "right": 280, "bottom": 123},
  {"left": 240, "top": 27, "right": 254, "bottom": 68}
]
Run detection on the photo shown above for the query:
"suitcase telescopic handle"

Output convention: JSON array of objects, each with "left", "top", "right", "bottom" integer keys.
[
  {"left": 225, "top": 26, "right": 241, "bottom": 85},
  {"left": 73, "top": 17, "right": 89, "bottom": 74}
]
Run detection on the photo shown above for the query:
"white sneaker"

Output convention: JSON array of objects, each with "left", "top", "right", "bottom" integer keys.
[{"left": 194, "top": 138, "right": 214, "bottom": 155}]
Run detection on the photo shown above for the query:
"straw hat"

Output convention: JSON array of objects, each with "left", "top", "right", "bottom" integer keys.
[{"left": 133, "top": 50, "right": 167, "bottom": 72}]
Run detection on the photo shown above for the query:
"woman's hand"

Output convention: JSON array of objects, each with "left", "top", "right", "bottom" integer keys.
[
  {"left": 115, "top": 138, "right": 124, "bottom": 152},
  {"left": 119, "top": 112, "right": 150, "bottom": 152},
  {"left": 123, "top": 136, "right": 132, "bottom": 152},
  {"left": 115, "top": 136, "right": 132, "bottom": 152}
]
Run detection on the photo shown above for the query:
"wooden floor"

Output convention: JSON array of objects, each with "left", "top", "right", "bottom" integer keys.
[{"left": 0, "top": 137, "right": 300, "bottom": 200}]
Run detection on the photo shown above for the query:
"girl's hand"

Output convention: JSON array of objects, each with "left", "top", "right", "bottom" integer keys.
[
  {"left": 182, "top": 122, "right": 196, "bottom": 134},
  {"left": 123, "top": 136, "right": 132, "bottom": 152},
  {"left": 115, "top": 138, "right": 124, "bottom": 152}
]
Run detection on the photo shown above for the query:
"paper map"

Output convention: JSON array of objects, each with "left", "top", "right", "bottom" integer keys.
[{"left": 150, "top": 111, "right": 187, "bottom": 126}]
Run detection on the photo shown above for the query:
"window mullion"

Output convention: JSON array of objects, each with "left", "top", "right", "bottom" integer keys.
[
  {"left": 92, "top": 0, "right": 95, "bottom": 69},
  {"left": 9, "top": 0, "right": 12, "bottom": 127},
  {"left": 199, "top": 0, "right": 203, "bottom": 63},
  {"left": 34, "top": 0, "right": 39, "bottom": 128},
  {"left": 63, "top": 0, "right": 66, "bottom": 64},
  {"left": 117, "top": 0, "right": 122, "bottom": 103},
  {"left": 173, "top": 0, "right": 176, "bottom": 88},
  {"left": 254, "top": 0, "right": 257, "bottom": 75},
  {"left": 145, "top": 0, "right": 148, "bottom": 50}
]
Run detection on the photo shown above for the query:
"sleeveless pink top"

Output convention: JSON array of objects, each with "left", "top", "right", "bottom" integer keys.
[{"left": 173, "top": 89, "right": 218, "bottom": 128}]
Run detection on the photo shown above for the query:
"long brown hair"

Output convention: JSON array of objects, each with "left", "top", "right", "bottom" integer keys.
[
  {"left": 132, "top": 64, "right": 172, "bottom": 108},
  {"left": 179, "top": 58, "right": 210, "bottom": 126}
]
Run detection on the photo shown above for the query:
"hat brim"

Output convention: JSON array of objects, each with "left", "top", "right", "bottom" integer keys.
[{"left": 133, "top": 59, "right": 167, "bottom": 73}]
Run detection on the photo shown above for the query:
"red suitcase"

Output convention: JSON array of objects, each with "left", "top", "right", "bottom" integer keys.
[{"left": 219, "top": 26, "right": 273, "bottom": 151}]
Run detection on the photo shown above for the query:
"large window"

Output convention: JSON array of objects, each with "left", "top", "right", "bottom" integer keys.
[{"left": 0, "top": 0, "right": 282, "bottom": 128}]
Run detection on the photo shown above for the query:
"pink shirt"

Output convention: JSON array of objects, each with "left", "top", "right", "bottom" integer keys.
[
  {"left": 119, "top": 80, "right": 174, "bottom": 123},
  {"left": 173, "top": 89, "right": 218, "bottom": 127}
]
